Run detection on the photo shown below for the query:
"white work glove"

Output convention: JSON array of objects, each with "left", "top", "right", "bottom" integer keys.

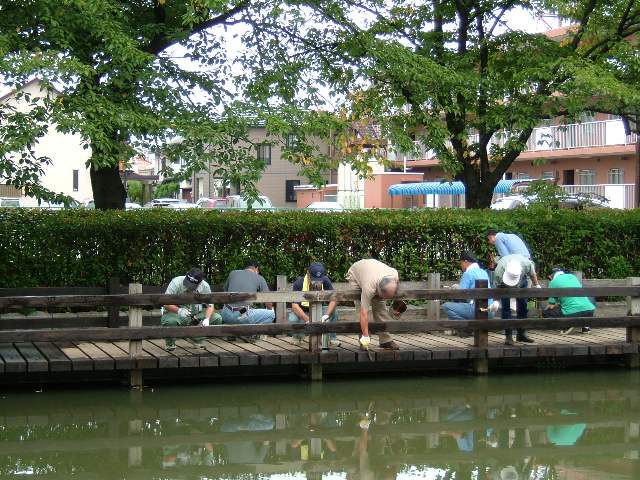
[
  {"left": 488, "top": 301, "right": 500, "bottom": 313},
  {"left": 177, "top": 308, "right": 190, "bottom": 319},
  {"left": 359, "top": 336, "right": 371, "bottom": 349},
  {"left": 321, "top": 314, "right": 330, "bottom": 322},
  {"left": 359, "top": 418, "right": 371, "bottom": 430},
  {"left": 201, "top": 317, "right": 210, "bottom": 327}
]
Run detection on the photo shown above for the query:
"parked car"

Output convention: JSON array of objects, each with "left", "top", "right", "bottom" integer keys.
[
  {"left": 125, "top": 202, "right": 142, "bottom": 210},
  {"left": 37, "top": 200, "right": 80, "bottom": 210},
  {"left": 305, "top": 201, "right": 345, "bottom": 212},
  {"left": 167, "top": 202, "right": 199, "bottom": 210},
  {"left": 490, "top": 196, "right": 529, "bottom": 210},
  {"left": 143, "top": 198, "right": 183, "bottom": 208},
  {"left": 196, "top": 197, "right": 228, "bottom": 209},
  {"left": 225, "top": 195, "right": 274, "bottom": 210},
  {"left": 0, "top": 197, "right": 22, "bottom": 208},
  {"left": 491, "top": 193, "right": 610, "bottom": 210}
]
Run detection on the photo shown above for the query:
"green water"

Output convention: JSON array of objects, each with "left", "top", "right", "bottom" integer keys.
[{"left": 1, "top": 371, "right": 640, "bottom": 479}]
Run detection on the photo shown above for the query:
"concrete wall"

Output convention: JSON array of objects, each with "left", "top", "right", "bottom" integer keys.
[
  {"left": 364, "top": 172, "right": 424, "bottom": 208},
  {"left": 295, "top": 185, "right": 338, "bottom": 208},
  {"left": 1, "top": 81, "right": 93, "bottom": 205}
]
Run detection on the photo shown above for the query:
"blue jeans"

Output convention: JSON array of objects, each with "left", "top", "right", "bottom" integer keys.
[
  {"left": 288, "top": 307, "right": 338, "bottom": 340},
  {"left": 443, "top": 302, "right": 475, "bottom": 320},
  {"left": 221, "top": 306, "right": 275, "bottom": 324},
  {"left": 501, "top": 278, "right": 528, "bottom": 337}
]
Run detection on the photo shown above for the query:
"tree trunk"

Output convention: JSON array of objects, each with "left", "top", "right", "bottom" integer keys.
[
  {"left": 90, "top": 164, "right": 126, "bottom": 210},
  {"left": 464, "top": 180, "right": 495, "bottom": 209}
]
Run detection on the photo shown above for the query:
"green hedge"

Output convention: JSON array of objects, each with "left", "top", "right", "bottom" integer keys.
[{"left": 1, "top": 208, "right": 639, "bottom": 288}]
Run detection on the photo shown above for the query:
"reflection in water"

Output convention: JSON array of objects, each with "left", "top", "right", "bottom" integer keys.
[{"left": 0, "top": 371, "right": 640, "bottom": 479}]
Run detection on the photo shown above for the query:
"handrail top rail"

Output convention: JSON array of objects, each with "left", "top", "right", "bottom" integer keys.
[{"left": 0, "top": 285, "right": 638, "bottom": 309}]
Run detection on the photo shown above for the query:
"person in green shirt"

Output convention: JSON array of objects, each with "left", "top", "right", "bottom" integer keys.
[
  {"left": 161, "top": 267, "right": 222, "bottom": 351},
  {"left": 543, "top": 267, "right": 595, "bottom": 335}
]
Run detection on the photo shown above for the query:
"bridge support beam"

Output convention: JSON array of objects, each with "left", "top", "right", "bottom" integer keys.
[{"left": 128, "top": 283, "right": 144, "bottom": 388}]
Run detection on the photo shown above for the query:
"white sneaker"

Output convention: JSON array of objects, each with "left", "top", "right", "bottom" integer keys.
[{"left": 329, "top": 339, "right": 342, "bottom": 348}]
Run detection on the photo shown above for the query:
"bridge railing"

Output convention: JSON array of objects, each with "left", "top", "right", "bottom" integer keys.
[{"left": 0, "top": 278, "right": 639, "bottom": 380}]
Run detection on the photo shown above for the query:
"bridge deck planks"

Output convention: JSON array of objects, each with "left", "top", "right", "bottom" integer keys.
[
  {"left": 0, "top": 328, "right": 636, "bottom": 381},
  {"left": 34, "top": 342, "right": 71, "bottom": 372},
  {"left": 14, "top": 343, "right": 48, "bottom": 372}
]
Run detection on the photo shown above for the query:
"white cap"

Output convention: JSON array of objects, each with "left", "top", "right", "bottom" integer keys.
[
  {"left": 500, "top": 466, "right": 519, "bottom": 480},
  {"left": 502, "top": 260, "right": 523, "bottom": 287}
]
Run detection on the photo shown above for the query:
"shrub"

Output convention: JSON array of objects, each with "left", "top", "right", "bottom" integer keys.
[
  {"left": 153, "top": 182, "right": 179, "bottom": 199},
  {"left": 0, "top": 208, "right": 639, "bottom": 288}
]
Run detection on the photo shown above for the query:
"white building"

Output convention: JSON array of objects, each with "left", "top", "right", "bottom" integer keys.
[{"left": 0, "top": 79, "right": 93, "bottom": 205}]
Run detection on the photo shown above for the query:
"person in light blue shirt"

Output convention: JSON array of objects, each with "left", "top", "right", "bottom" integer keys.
[
  {"left": 443, "top": 251, "right": 496, "bottom": 324},
  {"left": 487, "top": 229, "right": 531, "bottom": 259}
]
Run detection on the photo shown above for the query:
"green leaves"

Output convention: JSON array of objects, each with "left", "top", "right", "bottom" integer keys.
[{"left": 0, "top": 208, "right": 638, "bottom": 288}]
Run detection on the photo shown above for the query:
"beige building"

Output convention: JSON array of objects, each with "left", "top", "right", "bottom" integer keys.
[
  {"left": 0, "top": 79, "right": 93, "bottom": 205},
  {"left": 189, "top": 126, "right": 336, "bottom": 208}
]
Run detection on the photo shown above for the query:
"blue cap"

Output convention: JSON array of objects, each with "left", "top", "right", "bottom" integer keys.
[{"left": 308, "top": 262, "right": 326, "bottom": 279}]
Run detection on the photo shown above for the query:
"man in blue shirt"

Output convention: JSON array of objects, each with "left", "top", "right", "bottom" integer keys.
[
  {"left": 487, "top": 229, "right": 532, "bottom": 259},
  {"left": 443, "top": 251, "right": 496, "bottom": 325}
]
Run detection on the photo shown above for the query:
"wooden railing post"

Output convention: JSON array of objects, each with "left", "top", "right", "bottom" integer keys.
[
  {"left": 307, "top": 281, "right": 323, "bottom": 381},
  {"left": 626, "top": 277, "right": 640, "bottom": 368},
  {"left": 276, "top": 275, "right": 288, "bottom": 324},
  {"left": 427, "top": 273, "right": 441, "bottom": 321},
  {"left": 128, "top": 283, "right": 143, "bottom": 388},
  {"left": 107, "top": 277, "right": 120, "bottom": 328},
  {"left": 473, "top": 279, "right": 489, "bottom": 375}
]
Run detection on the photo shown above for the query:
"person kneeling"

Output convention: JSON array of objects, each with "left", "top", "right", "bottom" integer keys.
[
  {"left": 443, "top": 251, "right": 498, "bottom": 337},
  {"left": 161, "top": 267, "right": 222, "bottom": 351},
  {"left": 543, "top": 267, "right": 595, "bottom": 335},
  {"left": 288, "top": 262, "right": 340, "bottom": 348}
]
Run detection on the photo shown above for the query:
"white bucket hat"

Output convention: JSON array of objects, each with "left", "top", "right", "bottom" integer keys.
[
  {"left": 500, "top": 466, "right": 519, "bottom": 480},
  {"left": 502, "top": 260, "right": 523, "bottom": 287}
]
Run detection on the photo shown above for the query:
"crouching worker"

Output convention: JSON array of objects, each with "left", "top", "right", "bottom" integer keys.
[
  {"left": 443, "top": 251, "right": 499, "bottom": 336},
  {"left": 346, "top": 259, "right": 400, "bottom": 351},
  {"left": 543, "top": 267, "right": 595, "bottom": 334},
  {"left": 288, "top": 262, "right": 340, "bottom": 348},
  {"left": 161, "top": 267, "right": 222, "bottom": 351}
]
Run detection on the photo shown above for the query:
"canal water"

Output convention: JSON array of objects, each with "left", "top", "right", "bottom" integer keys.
[{"left": 1, "top": 371, "right": 640, "bottom": 479}]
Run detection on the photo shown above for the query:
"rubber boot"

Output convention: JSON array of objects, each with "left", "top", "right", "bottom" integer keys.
[
  {"left": 505, "top": 329, "right": 514, "bottom": 346},
  {"left": 516, "top": 329, "right": 534, "bottom": 343}
]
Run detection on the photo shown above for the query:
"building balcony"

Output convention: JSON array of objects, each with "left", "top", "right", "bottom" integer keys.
[{"left": 392, "top": 120, "right": 638, "bottom": 165}]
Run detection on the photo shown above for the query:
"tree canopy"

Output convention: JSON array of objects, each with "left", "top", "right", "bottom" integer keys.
[
  {"left": 0, "top": 0, "right": 340, "bottom": 208},
  {"left": 246, "top": 0, "right": 640, "bottom": 207}
]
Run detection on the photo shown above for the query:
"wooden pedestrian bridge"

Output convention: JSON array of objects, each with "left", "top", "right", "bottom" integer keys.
[{"left": 0, "top": 277, "right": 639, "bottom": 387}]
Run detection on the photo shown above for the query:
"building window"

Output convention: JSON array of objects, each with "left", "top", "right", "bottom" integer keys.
[
  {"left": 285, "top": 133, "right": 298, "bottom": 148},
  {"left": 285, "top": 180, "right": 300, "bottom": 203},
  {"left": 541, "top": 171, "right": 555, "bottom": 180},
  {"left": 578, "top": 169, "right": 596, "bottom": 185},
  {"left": 608, "top": 168, "right": 624, "bottom": 184},
  {"left": 504, "top": 172, "right": 513, "bottom": 180},
  {"left": 72, "top": 170, "right": 79, "bottom": 192},
  {"left": 517, "top": 172, "right": 529, "bottom": 180},
  {"left": 257, "top": 144, "right": 271, "bottom": 165}
]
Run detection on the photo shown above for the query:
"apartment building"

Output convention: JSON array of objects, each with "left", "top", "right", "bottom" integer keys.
[
  {"left": 392, "top": 113, "right": 639, "bottom": 208},
  {"left": 157, "top": 126, "right": 336, "bottom": 208},
  {"left": 0, "top": 79, "right": 93, "bottom": 205}
]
